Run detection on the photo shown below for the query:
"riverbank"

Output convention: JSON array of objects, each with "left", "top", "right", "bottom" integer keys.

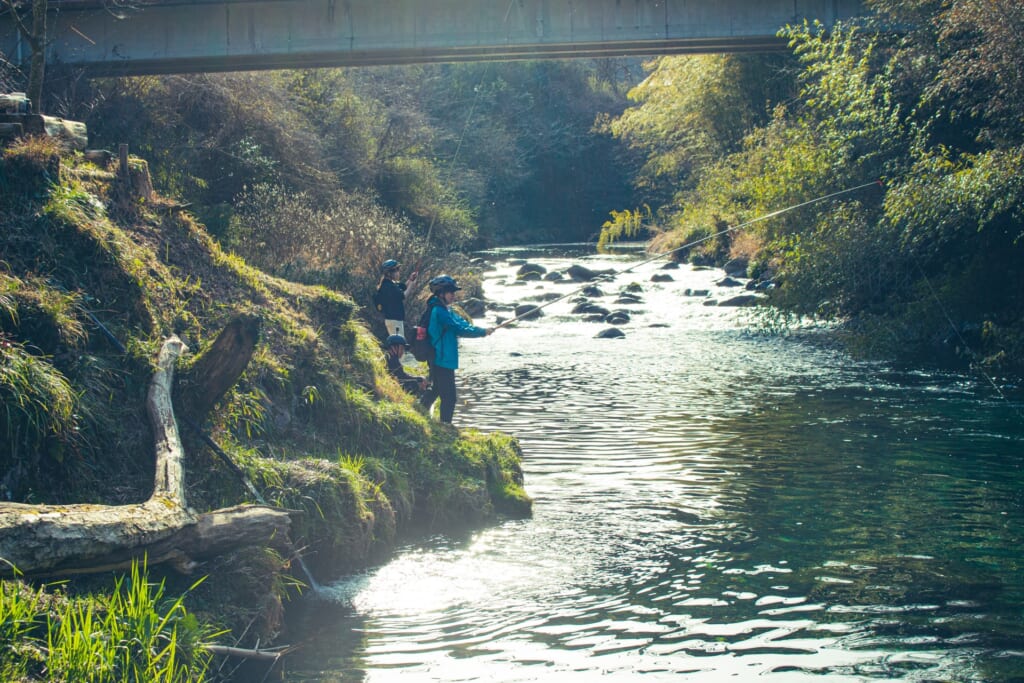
[{"left": 0, "top": 140, "right": 530, "bottom": 679}]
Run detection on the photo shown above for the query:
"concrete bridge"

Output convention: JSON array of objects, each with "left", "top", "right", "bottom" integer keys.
[{"left": 0, "top": 0, "right": 868, "bottom": 77}]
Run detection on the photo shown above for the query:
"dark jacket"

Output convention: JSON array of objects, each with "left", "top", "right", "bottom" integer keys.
[
  {"left": 377, "top": 278, "right": 408, "bottom": 320},
  {"left": 386, "top": 352, "right": 423, "bottom": 393}
]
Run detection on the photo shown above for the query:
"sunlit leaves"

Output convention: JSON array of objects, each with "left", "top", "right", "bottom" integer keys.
[
  {"left": 885, "top": 146, "right": 1024, "bottom": 255},
  {"left": 607, "top": 54, "right": 795, "bottom": 201},
  {"left": 597, "top": 205, "right": 652, "bottom": 251}
]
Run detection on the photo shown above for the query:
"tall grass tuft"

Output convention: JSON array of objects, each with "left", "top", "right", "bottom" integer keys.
[
  {"left": 0, "top": 559, "right": 217, "bottom": 682},
  {"left": 0, "top": 335, "right": 78, "bottom": 460},
  {"left": 0, "top": 578, "right": 44, "bottom": 680}
]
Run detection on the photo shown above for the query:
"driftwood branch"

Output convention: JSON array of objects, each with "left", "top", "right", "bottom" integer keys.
[
  {"left": 206, "top": 644, "right": 286, "bottom": 662},
  {"left": 0, "top": 335, "right": 290, "bottom": 577},
  {"left": 176, "top": 314, "right": 261, "bottom": 426},
  {"left": 150, "top": 335, "right": 188, "bottom": 504}
]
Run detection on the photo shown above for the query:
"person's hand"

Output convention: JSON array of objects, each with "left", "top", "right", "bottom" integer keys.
[
  {"left": 408, "top": 270, "right": 418, "bottom": 283},
  {"left": 486, "top": 327, "right": 495, "bottom": 336},
  {"left": 419, "top": 378, "right": 428, "bottom": 390}
]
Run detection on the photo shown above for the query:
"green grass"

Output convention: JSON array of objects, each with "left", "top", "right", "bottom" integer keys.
[{"left": 0, "top": 560, "right": 219, "bottom": 683}]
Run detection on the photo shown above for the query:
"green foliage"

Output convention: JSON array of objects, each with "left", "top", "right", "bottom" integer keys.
[
  {"left": 884, "top": 146, "right": 1024, "bottom": 257},
  {"left": 78, "top": 61, "right": 638, "bottom": 250},
  {"left": 605, "top": 54, "right": 796, "bottom": 203},
  {"left": 0, "top": 136, "right": 62, "bottom": 205},
  {"left": 0, "top": 333, "right": 80, "bottom": 493},
  {"left": 597, "top": 205, "right": 652, "bottom": 251},
  {"left": 0, "top": 561, "right": 216, "bottom": 683},
  {"left": 0, "top": 579, "right": 43, "bottom": 680},
  {"left": 600, "top": 3, "right": 1023, "bottom": 370}
]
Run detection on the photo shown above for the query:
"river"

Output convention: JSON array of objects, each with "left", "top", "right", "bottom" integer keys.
[{"left": 287, "top": 243, "right": 1024, "bottom": 682}]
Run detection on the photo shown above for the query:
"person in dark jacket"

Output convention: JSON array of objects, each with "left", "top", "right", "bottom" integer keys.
[
  {"left": 418, "top": 275, "right": 492, "bottom": 423},
  {"left": 376, "top": 259, "right": 418, "bottom": 338},
  {"left": 384, "top": 334, "right": 427, "bottom": 395}
]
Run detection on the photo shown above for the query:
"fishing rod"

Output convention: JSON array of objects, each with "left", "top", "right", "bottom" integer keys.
[{"left": 493, "top": 180, "right": 883, "bottom": 330}]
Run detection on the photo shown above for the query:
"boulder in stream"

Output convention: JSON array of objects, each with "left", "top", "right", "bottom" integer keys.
[
  {"left": 514, "top": 304, "right": 543, "bottom": 320},
  {"left": 460, "top": 297, "right": 487, "bottom": 317},
  {"left": 567, "top": 264, "right": 615, "bottom": 282},
  {"left": 718, "top": 295, "right": 761, "bottom": 307},
  {"left": 596, "top": 327, "right": 626, "bottom": 339}
]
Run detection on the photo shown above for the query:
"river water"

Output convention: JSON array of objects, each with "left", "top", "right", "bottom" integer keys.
[{"left": 287, "top": 244, "right": 1024, "bottom": 682}]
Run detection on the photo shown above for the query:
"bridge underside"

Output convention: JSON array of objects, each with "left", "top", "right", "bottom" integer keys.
[
  {"left": 0, "top": 0, "right": 867, "bottom": 77},
  {"left": 76, "top": 36, "right": 792, "bottom": 77}
]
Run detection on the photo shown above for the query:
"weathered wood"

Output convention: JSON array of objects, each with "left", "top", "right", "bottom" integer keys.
[
  {"left": 119, "top": 143, "right": 128, "bottom": 177},
  {"left": 206, "top": 644, "right": 286, "bottom": 662},
  {"left": 177, "top": 314, "right": 261, "bottom": 425},
  {"left": 0, "top": 336, "right": 291, "bottom": 577},
  {"left": 0, "top": 498, "right": 196, "bottom": 576},
  {"left": 150, "top": 336, "right": 188, "bottom": 504}
]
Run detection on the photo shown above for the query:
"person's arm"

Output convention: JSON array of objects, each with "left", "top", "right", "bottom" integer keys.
[
  {"left": 387, "top": 354, "right": 416, "bottom": 380},
  {"left": 436, "top": 307, "right": 487, "bottom": 338}
]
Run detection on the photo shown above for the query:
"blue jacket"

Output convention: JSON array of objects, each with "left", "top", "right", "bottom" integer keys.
[{"left": 428, "top": 297, "right": 486, "bottom": 369}]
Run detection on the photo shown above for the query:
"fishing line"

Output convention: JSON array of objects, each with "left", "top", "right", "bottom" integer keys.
[
  {"left": 494, "top": 180, "right": 882, "bottom": 329},
  {"left": 420, "top": 0, "right": 518, "bottom": 251},
  {"left": 402, "top": 58, "right": 498, "bottom": 314},
  {"left": 913, "top": 261, "right": 1024, "bottom": 421}
]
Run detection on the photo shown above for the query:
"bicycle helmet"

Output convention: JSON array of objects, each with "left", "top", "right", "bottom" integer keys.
[
  {"left": 381, "top": 259, "right": 400, "bottom": 272},
  {"left": 429, "top": 274, "right": 461, "bottom": 293},
  {"left": 385, "top": 334, "right": 409, "bottom": 348}
]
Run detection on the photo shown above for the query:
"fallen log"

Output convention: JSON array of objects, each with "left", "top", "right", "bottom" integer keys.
[{"left": 0, "top": 336, "right": 291, "bottom": 577}]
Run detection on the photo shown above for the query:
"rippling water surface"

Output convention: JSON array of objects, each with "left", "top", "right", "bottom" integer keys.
[{"left": 288, "top": 244, "right": 1024, "bottom": 682}]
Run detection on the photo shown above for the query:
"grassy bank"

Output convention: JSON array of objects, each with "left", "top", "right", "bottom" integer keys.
[{"left": 0, "top": 137, "right": 531, "bottom": 679}]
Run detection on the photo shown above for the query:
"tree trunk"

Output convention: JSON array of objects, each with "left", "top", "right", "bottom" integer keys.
[
  {"left": 176, "top": 314, "right": 261, "bottom": 426},
  {"left": 28, "top": 0, "right": 46, "bottom": 114},
  {"left": 0, "top": 336, "right": 291, "bottom": 578}
]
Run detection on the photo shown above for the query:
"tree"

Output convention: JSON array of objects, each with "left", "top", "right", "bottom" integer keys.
[
  {"left": 604, "top": 54, "right": 797, "bottom": 205},
  {"left": 2, "top": 0, "right": 46, "bottom": 112}
]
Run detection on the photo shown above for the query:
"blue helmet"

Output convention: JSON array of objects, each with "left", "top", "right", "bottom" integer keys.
[
  {"left": 429, "top": 274, "right": 461, "bottom": 293},
  {"left": 381, "top": 259, "right": 399, "bottom": 272},
  {"left": 385, "top": 334, "right": 409, "bottom": 348}
]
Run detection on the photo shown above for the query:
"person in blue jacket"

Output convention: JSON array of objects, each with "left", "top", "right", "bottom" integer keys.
[{"left": 418, "top": 275, "right": 492, "bottom": 423}]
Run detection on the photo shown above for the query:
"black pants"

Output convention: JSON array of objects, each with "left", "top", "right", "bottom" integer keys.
[{"left": 420, "top": 365, "right": 456, "bottom": 423}]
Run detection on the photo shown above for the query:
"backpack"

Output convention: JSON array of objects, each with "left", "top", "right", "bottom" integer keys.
[
  {"left": 409, "top": 304, "right": 437, "bottom": 362},
  {"left": 372, "top": 287, "right": 384, "bottom": 313}
]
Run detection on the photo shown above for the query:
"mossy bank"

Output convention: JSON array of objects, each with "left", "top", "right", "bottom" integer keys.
[{"left": 0, "top": 137, "right": 531, "bottom": 676}]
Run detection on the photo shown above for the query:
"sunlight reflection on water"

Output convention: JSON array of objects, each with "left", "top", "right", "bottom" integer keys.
[{"left": 287, "top": 244, "right": 1024, "bottom": 683}]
